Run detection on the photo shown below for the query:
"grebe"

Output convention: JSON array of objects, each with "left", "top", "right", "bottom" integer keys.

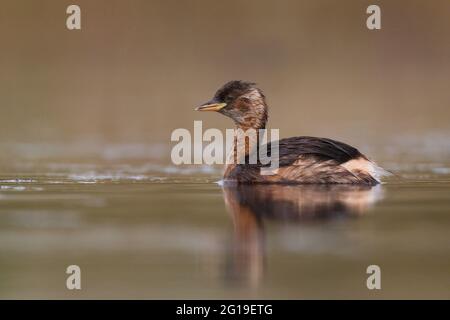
[{"left": 196, "top": 80, "right": 384, "bottom": 185}]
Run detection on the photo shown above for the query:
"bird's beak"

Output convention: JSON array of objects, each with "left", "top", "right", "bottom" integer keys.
[{"left": 195, "top": 102, "right": 227, "bottom": 112}]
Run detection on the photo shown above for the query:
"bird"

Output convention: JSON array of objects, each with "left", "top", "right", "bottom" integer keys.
[{"left": 195, "top": 80, "right": 386, "bottom": 185}]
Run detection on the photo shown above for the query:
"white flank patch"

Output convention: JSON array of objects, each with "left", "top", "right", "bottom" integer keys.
[{"left": 341, "top": 158, "right": 390, "bottom": 182}]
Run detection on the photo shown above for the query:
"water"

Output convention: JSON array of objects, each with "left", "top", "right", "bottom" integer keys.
[{"left": 0, "top": 153, "right": 449, "bottom": 299}]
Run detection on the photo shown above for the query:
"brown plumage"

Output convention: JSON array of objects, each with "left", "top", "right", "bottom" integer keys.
[{"left": 196, "top": 80, "right": 383, "bottom": 185}]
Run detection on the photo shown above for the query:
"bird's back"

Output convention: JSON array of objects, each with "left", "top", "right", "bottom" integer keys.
[{"left": 224, "top": 136, "right": 381, "bottom": 185}]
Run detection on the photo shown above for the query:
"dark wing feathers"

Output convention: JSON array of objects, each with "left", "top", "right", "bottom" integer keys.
[
  {"left": 230, "top": 136, "right": 376, "bottom": 184},
  {"left": 267, "top": 136, "right": 363, "bottom": 167}
]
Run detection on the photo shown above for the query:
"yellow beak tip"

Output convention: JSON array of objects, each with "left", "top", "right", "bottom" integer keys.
[{"left": 195, "top": 103, "right": 227, "bottom": 112}]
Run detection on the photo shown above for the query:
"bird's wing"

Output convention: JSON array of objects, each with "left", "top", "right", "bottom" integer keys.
[
  {"left": 232, "top": 136, "right": 379, "bottom": 184},
  {"left": 268, "top": 136, "right": 364, "bottom": 167}
]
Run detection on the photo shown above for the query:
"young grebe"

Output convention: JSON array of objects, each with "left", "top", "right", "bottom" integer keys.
[{"left": 196, "top": 80, "right": 383, "bottom": 185}]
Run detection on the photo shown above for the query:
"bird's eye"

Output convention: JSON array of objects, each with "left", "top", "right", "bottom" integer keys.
[{"left": 226, "top": 95, "right": 234, "bottom": 101}]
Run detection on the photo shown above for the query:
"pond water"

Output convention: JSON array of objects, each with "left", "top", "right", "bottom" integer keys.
[{"left": 0, "top": 149, "right": 449, "bottom": 299}]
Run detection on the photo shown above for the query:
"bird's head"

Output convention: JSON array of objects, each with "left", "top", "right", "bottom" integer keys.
[{"left": 195, "top": 80, "right": 268, "bottom": 129}]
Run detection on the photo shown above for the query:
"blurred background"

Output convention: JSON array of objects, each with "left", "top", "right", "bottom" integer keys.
[{"left": 0, "top": 0, "right": 449, "bottom": 162}]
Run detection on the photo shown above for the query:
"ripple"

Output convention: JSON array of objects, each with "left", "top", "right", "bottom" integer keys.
[
  {"left": 0, "top": 179, "right": 36, "bottom": 183},
  {"left": 0, "top": 185, "right": 26, "bottom": 191},
  {"left": 68, "top": 172, "right": 150, "bottom": 182},
  {"left": 0, "top": 185, "right": 43, "bottom": 191},
  {"left": 431, "top": 167, "right": 450, "bottom": 175}
]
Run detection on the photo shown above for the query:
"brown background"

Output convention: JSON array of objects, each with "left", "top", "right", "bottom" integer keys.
[{"left": 1, "top": 0, "right": 449, "bottom": 155}]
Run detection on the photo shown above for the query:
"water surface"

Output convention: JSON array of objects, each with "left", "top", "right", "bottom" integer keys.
[{"left": 0, "top": 155, "right": 449, "bottom": 299}]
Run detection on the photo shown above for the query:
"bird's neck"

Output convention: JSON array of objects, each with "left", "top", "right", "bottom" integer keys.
[
  {"left": 225, "top": 125, "right": 263, "bottom": 166},
  {"left": 234, "top": 113, "right": 267, "bottom": 132}
]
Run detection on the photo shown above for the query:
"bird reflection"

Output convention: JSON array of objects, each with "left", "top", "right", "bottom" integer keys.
[{"left": 221, "top": 184, "right": 383, "bottom": 287}]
